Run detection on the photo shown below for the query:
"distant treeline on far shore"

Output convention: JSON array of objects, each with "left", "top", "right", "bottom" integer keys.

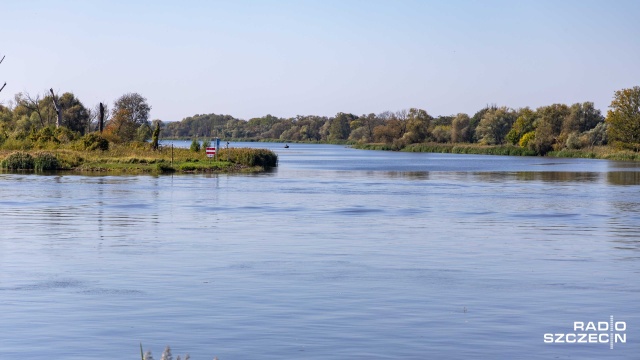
[
  {"left": 1, "top": 86, "right": 639, "bottom": 157},
  {"left": 162, "top": 86, "right": 640, "bottom": 156}
]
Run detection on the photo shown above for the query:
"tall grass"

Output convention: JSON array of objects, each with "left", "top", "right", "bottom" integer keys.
[
  {"left": 402, "top": 143, "right": 538, "bottom": 156},
  {"left": 0, "top": 143, "right": 278, "bottom": 174},
  {"left": 34, "top": 152, "right": 61, "bottom": 171}
]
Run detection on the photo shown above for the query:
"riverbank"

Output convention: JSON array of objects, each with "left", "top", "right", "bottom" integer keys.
[
  {"left": 0, "top": 145, "right": 278, "bottom": 174},
  {"left": 352, "top": 142, "right": 640, "bottom": 161}
]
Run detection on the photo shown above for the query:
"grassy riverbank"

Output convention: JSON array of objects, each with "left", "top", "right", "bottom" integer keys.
[
  {"left": 0, "top": 144, "right": 278, "bottom": 174},
  {"left": 352, "top": 142, "right": 640, "bottom": 161}
]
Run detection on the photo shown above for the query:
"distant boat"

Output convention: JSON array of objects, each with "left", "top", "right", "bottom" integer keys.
[{"left": 284, "top": 144, "right": 289, "bottom": 148}]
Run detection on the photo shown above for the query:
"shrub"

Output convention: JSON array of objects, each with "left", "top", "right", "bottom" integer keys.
[
  {"left": 34, "top": 152, "right": 61, "bottom": 171},
  {"left": 30, "top": 126, "right": 59, "bottom": 144},
  {"left": 1, "top": 151, "right": 35, "bottom": 169},
  {"left": 219, "top": 148, "right": 278, "bottom": 167},
  {"left": 54, "top": 127, "right": 79, "bottom": 143},
  {"left": 519, "top": 131, "right": 535, "bottom": 149},
  {"left": 190, "top": 138, "right": 201, "bottom": 152},
  {"left": 82, "top": 133, "right": 110, "bottom": 151}
]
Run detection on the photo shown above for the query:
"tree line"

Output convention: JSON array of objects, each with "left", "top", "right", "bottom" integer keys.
[
  {"left": 1, "top": 85, "right": 639, "bottom": 154},
  {"left": 165, "top": 86, "right": 639, "bottom": 154},
  {"left": 0, "top": 89, "right": 158, "bottom": 148}
]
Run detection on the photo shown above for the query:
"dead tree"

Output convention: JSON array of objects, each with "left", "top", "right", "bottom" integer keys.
[
  {"left": 21, "top": 92, "right": 46, "bottom": 127},
  {"left": 99, "top": 102, "right": 105, "bottom": 133},
  {"left": 0, "top": 55, "right": 5, "bottom": 93},
  {"left": 50, "top": 88, "right": 62, "bottom": 128}
]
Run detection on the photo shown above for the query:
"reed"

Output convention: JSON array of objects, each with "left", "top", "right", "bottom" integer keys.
[
  {"left": 354, "top": 142, "right": 640, "bottom": 160},
  {"left": 33, "top": 152, "right": 61, "bottom": 171}
]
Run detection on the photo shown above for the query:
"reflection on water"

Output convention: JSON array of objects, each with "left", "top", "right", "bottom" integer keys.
[
  {"left": 607, "top": 171, "right": 640, "bottom": 185},
  {"left": 513, "top": 171, "right": 602, "bottom": 183},
  {"left": 1, "top": 145, "right": 639, "bottom": 359}
]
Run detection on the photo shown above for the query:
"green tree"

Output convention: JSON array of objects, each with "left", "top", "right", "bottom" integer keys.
[
  {"left": 475, "top": 107, "right": 517, "bottom": 145},
  {"left": 564, "top": 102, "right": 603, "bottom": 134},
  {"left": 151, "top": 120, "right": 162, "bottom": 150},
  {"left": 606, "top": 86, "right": 640, "bottom": 150},
  {"left": 136, "top": 123, "right": 152, "bottom": 142},
  {"left": 451, "top": 113, "right": 471, "bottom": 143},
  {"left": 506, "top": 108, "right": 537, "bottom": 145},
  {"left": 105, "top": 109, "right": 137, "bottom": 142},
  {"left": 533, "top": 104, "right": 570, "bottom": 154},
  {"left": 328, "top": 112, "right": 357, "bottom": 141},
  {"left": 39, "top": 92, "right": 91, "bottom": 134},
  {"left": 470, "top": 105, "right": 497, "bottom": 142},
  {"left": 431, "top": 125, "right": 451, "bottom": 143},
  {"left": 190, "top": 137, "right": 201, "bottom": 152},
  {"left": 106, "top": 93, "right": 151, "bottom": 142},
  {"left": 404, "top": 108, "right": 432, "bottom": 143},
  {"left": 356, "top": 113, "right": 383, "bottom": 142},
  {"left": 372, "top": 111, "right": 407, "bottom": 144}
]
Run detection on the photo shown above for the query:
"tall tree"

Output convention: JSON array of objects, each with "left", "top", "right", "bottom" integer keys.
[
  {"left": 451, "top": 113, "right": 471, "bottom": 143},
  {"left": 563, "top": 102, "right": 604, "bottom": 134},
  {"left": 328, "top": 112, "right": 357, "bottom": 141},
  {"left": 606, "top": 86, "right": 640, "bottom": 150},
  {"left": 106, "top": 93, "right": 151, "bottom": 142},
  {"left": 475, "top": 107, "right": 517, "bottom": 145},
  {"left": 470, "top": 105, "right": 498, "bottom": 142},
  {"left": 113, "top": 92, "right": 151, "bottom": 127},
  {"left": 57, "top": 92, "right": 90, "bottom": 134},
  {"left": 533, "top": 104, "right": 570, "bottom": 154},
  {"left": 404, "top": 108, "right": 432, "bottom": 143}
]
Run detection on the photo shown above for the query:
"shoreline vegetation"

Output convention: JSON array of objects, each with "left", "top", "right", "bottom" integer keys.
[
  {"left": 0, "top": 142, "right": 278, "bottom": 174},
  {"left": 352, "top": 142, "right": 640, "bottom": 161},
  {"left": 1, "top": 86, "right": 639, "bottom": 170}
]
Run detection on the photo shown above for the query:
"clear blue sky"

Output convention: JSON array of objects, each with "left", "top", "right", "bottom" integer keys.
[{"left": 2, "top": 0, "right": 639, "bottom": 121}]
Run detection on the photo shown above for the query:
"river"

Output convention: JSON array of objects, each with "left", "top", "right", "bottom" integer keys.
[{"left": 1, "top": 142, "right": 639, "bottom": 359}]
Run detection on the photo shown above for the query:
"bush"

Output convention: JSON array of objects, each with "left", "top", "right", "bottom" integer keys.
[
  {"left": 30, "top": 126, "right": 79, "bottom": 146},
  {"left": 519, "top": 131, "right": 535, "bottom": 148},
  {"left": 82, "top": 133, "right": 110, "bottom": 151},
  {"left": 190, "top": 138, "right": 201, "bottom": 152},
  {"left": 34, "top": 152, "right": 61, "bottom": 171},
  {"left": 1, "top": 151, "right": 35, "bottom": 169},
  {"left": 30, "top": 126, "right": 59, "bottom": 144},
  {"left": 54, "top": 127, "right": 78, "bottom": 143},
  {"left": 219, "top": 148, "right": 278, "bottom": 167}
]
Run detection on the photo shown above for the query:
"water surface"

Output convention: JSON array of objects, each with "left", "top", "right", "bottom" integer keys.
[{"left": 1, "top": 143, "right": 639, "bottom": 359}]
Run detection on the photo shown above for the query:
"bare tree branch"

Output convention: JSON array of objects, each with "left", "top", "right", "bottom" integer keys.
[
  {"left": 22, "top": 92, "right": 46, "bottom": 127},
  {"left": 0, "top": 55, "right": 5, "bottom": 93}
]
